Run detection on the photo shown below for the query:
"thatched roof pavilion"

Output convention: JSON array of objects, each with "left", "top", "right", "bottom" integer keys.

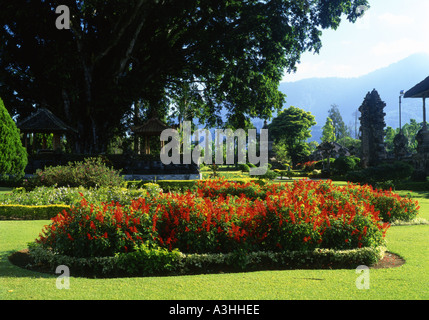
[
  {"left": 17, "top": 108, "right": 77, "bottom": 151},
  {"left": 132, "top": 117, "right": 170, "bottom": 154}
]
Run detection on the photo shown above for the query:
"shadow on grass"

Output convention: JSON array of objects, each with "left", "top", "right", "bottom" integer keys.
[
  {"left": 1, "top": 250, "right": 54, "bottom": 279},
  {"left": 394, "top": 190, "right": 429, "bottom": 200}
]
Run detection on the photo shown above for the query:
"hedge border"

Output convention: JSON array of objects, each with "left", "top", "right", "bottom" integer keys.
[
  {"left": 0, "top": 204, "right": 70, "bottom": 220},
  {"left": 26, "top": 243, "right": 386, "bottom": 278},
  {"left": 123, "top": 178, "right": 263, "bottom": 191}
]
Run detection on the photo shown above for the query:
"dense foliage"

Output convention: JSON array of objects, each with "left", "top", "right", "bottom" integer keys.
[
  {"left": 0, "top": 98, "right": 28, "bottom": 180},
  {"left": 346, "top": 161, "right": 414, "bottom": 186},
  {"left": 0, "top": 0, "right": 369, "bottom": 152},
  {"left": 24, "top": 157, "right": 124, "bottom": 189}
]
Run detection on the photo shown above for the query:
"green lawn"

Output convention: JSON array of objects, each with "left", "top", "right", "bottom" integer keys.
[{"left": 0, "top": 186, "right": 428, "bottom": 300}]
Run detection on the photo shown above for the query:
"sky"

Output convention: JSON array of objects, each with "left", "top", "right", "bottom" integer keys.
[{"left": 282, "top": 0, "right": 429, "bottom": 82}]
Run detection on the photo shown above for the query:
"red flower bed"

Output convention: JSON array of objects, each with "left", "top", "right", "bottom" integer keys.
[
  {"left": 36, "top": 179, "right": 419, "bottom": 258},
  {"left": 296, "top": 161, "right": 318, "bottom": 171}
]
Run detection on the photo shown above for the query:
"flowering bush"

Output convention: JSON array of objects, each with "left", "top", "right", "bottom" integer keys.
[
  {"left": 341, "top": 182, "right": 420, "bottom": 223},
  {"left": 297, "top": 161, "right": 318, "bottom": 171},
  {"left": 34, "top": 179, "right": 419, "bottom": 261}
]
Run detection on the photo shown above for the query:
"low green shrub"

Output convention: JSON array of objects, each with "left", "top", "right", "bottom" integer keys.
[
  {"left": 156, "top": 180, "right": 195, "bottom": 192},
  {"left": 116, "top": 242, "right": 181, "bottom": 276},
  {"left": 332, "top": 156, "right": 360, "bottom": 175},
  {"left": 27, "top": 242, "right": 386, "bottom": 277},
  {"left": 274, "top": 169, "right": 293, "bottom": 179},
  {"left": 24, "top": 157, "right": 124, "bottom": 189},
  {"left": 249, "top": 164, "right": 277, "bottom": 180},
  {"left": 141, "top": 183, "right": 163, "bottom": 195},
  {"left": 239, "top": 163, "right": 250, "bottom": 172},
  {"left": 124, "top": 180, "right": 195, "bottom": 192},
  {"left": 346, "top": 161, "right": 414, "bottom": 187}
]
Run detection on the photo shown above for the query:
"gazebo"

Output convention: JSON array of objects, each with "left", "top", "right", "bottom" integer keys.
[
  {"left": 404, "top": 76, "right": 429, "bottom": 172},
  {"left": 132, "top": 117, "right": 170, "bottom": 155},
  {"left": 404, "top": 75, "right": 429, "bottom": 127},
  {"left": 17, "top": 108, "right": 77, "bottom": 153}
]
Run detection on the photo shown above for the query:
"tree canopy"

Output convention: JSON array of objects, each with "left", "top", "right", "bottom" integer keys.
[
  {"left": 328, "top": 104, "right": 350, "bottom": 143},
  {"left": 267, "top": 106, "right": 316, "bottom": 166},
  {"left": 321, "top": 117, "right": 336, "bottom": 143},
  {"left": 0, "top": 0, "right": 369, "bottom": 153}
]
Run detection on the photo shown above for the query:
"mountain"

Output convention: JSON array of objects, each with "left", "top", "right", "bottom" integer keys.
[{"left": 276, "top": 52, "right": 429, "bottom": 142}]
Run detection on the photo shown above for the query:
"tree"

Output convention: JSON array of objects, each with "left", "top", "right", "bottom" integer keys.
[
  {"left": 321, "top": 117, "right": 336, "bottom": 142},
  {"left": 273, "top": 139, "right": 291, "bottom": 166},
  {"left": 328, "top": 104, "right": 350, "bottom": 143},
  {"left": 402, "top": 119, "right": 422, "bottom": 153},
  {"left": 384, "top": 126, "right": 398, "bottom": 152},
  {"left": 268, "top": 106, "right": 316, "bottom": 166},
  {"left": 0, "top": 0, "right": 369, "bottom": 153},
  {"left": 0, "top": 98, "right": 28, "bottom": 179}
]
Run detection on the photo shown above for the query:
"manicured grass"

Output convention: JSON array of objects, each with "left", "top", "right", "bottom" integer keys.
[{"left": 1, "top": 187, "right": 428, "bottom": 300}]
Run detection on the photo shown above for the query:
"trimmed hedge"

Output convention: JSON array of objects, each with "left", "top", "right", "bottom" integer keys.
[
  {"left": 123, "top": 178, "right": 262, "bottom": 192},
  {"left": 345, "top": 161, "right": 414, "bottom": 187},
  {"left": 27, "top": 242, "right": 386, "bottom": 278},
  {"left": 0, "top": 204, "right": 70, "bottom": 220},
  {"left": 123, "top": 180, "right": 196, "bottom": 192}
]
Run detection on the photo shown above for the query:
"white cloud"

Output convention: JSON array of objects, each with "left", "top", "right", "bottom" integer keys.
[
  {"left": 282, "top": 0, "right": 429, "bottom": 82},
  {"left": 283, "top": 59, "right": 359, "bottom": 81},
  {"left": 378, "top": 13, "right": 414, "bottom": 26},
  {"left": 372, "top": 38, "right": 429, "bottom": 57}
]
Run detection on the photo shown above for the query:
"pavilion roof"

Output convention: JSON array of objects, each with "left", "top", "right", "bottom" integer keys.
[
  {"left": 404, "top": 76, "right": 429, "bottom": 98},
  {"left": 17, "top": 108, "right": 77, "bottom": 134},
  {"left": 132, "top": 117, "right": 170, "bottom": 135}
]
